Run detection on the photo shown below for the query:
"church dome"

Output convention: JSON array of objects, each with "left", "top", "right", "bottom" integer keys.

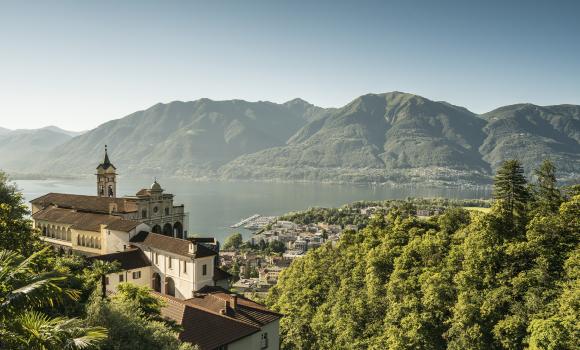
[{"left": 150, "top": 180, "right": 162, "bottom": 191}]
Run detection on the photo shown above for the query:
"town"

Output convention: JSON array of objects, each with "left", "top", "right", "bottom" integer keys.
[{"left": 220, "top": 198, "right": 491, "bottom": 299}]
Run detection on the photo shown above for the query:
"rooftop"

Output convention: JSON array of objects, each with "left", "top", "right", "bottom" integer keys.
[
  {"left": 88, "top": 248, "right": 151, "bottom": 270},
  {"left": 130, "top": 231, "right": 217, "bottom": 259},
  {"left": 32, "top": 206, "right": 140, "bottom": 232},
  {"left": 30, "top": 193, "right": 138, "bottom": 214},
  {"left": 155, "top": 291, "right": 259, "bottom": 350}
]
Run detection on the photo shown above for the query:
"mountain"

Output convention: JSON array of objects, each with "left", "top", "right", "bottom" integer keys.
[
  {"left": 480, "top": 104, "right": 580, "bottom": 175},
  {"left": 0, "top": 127, "right": 79, "bottom": 172},
  {"left": 34, "top": 99, "right": 327, "bottom": 177},
  {"left": 221, "top": 92, "right": 492, "bottom": 184},
  {"left": 221, "top": 93, "right": 579, "bottom": 184},
  {"left": 3, "top": 93, "right": 579, "bottom": 185}
]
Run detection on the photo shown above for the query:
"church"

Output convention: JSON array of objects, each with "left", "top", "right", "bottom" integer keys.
[{"left": 29, "top": 147, "right": 281, "bottom": 350}]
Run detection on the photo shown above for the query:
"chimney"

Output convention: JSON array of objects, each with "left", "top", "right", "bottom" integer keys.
[
  {"left": 220, "top": 300, "right": 230, "bottom": 315},
  {"left": 230, "top": 294, "right": 238, "bottom": 310}
]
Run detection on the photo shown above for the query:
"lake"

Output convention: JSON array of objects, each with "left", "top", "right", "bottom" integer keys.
[{"left": 15, "top": 177, "right": 491, "bottom": 243}]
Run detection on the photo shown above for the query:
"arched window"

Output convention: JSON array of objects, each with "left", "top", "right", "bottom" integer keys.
[
  {"left": 141, "top": 210, "right": 147, "bottom": 219},
  {"left": 66, "top": 229, "right": 71, "bottom": 241}
]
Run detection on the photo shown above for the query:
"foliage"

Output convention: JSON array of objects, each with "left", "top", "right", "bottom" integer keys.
[
  {"left": 493, "top": 159, "right": 530, "bottom": 232},
  {"left": 0, "top": 248, "right": 107, "bottom": 350},
  {"left": 85, "top": 293, "right": 197, "bottom": 350},
  {"left": 267, "top": 160, "right": 579, "bottom": 349},
  {"left": 269, "top": 240, "right": 286, "bottom": 253},
  {"left": 112, "top": 283, "right": 165, "bottom": 317},
  {"left": 223, "top": 232, "right": 243, "bottom": 250},
  {"left": 0, "top": 171, "right": 40, "bottom": 254},
  {"left": 531, "top": 159, "right": 562, "bottom": 215}
]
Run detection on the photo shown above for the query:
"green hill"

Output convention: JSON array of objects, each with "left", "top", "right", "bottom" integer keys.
[{"left": 2, "top": 92, "right": 579, "bottom": 185}]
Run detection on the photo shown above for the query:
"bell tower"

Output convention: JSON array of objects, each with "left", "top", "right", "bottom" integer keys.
[{"left": 96, "top": 145, "right": 117, "bottom": 198}]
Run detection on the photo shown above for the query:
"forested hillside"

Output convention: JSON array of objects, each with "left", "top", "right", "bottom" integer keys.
[
  {"left": 2, "top": 93, "right": 579, "bottom": 185},
  {"left": 267, "top": 160, "right": 579, "bottom": 349}
]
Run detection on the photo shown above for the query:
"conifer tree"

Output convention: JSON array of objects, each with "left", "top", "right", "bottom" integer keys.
[
  {"left": 532, "top": 159, "right": 562, "bottom": 215},
  {"left": 492, "top": 160, "right": 530, "bottom": 232}
]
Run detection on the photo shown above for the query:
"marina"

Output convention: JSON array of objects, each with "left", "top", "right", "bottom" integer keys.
[{"left": 231, "top": 214, "right": 278, "bottom": 230}]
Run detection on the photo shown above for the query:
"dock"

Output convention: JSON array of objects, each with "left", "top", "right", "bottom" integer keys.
[{"left": 230, "top": 214, "right": 260, "bottom": 228}]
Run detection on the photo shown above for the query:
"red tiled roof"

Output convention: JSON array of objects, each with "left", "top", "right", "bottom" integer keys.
[
  {"left": 30, "top": 193, "right": 138, "bottom": 214},
  {"left": 88, "top": 249, "right": 151, "bottom": 270},
  {"left": 155, "top": 292, "right": 259, "bottom": 350},
  {"left": 130, "top": 231, "right": 217, "bottom": 259},
  {"left": 32, "top": 206, "right": 139, "bottom": 232},
  {"left": 105, "top": 219, "right": 140, "bottom": 232},
  {"left": 188, "top": 286, "right": 282, "bottom": 328}
]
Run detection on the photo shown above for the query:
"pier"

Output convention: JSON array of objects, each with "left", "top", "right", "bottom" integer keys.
[{"left": 230, "top": 214, "right": 260, "bottom": 228}]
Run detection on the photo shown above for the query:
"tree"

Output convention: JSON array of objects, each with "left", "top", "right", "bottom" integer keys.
[
  {"left": 267, "top": 188, "right": 579, "bottom": 350},
  {"left": 0, "top": 248, "right": 107, "bottom": 349},
  {"left": 113, "top": 283, "right": 165, "bottom": 317},
  {"left": 269, "top": 240, "right": 286, "bottom": 253},
  {"left": 532, "top": 160, "right": 562, "bottom": 215},
  {"left": 85, "top": 294, "right": 197, "bottom": 350},
  {"left": 492, "top": 159, "right": 530, "bottom": 232},
  {"left": 0, "top": 171, "right": 39, "bottom": 254},
  {"left": 228, "top": 260, "right": 240, "bottom": 282},
  {"left": 223, "top": 233, "right": 243, "bottom": 250}
]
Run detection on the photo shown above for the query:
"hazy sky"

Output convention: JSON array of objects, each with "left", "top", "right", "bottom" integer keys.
[{"left": 1, "top": 0, "right": 579, "bottom": 131}]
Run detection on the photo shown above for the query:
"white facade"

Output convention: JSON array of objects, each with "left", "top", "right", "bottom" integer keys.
[
  {"left": 104, "top": 223, "right": 150, "bottom": 254},
  {"left": 139, "top": 247, "right": 215, "bottom": 298},
  {"left": 104, "top": 266, "right": 151, "bottom": 294},
  {"left": 227, "top": 320, "right": 280, "bottom": 350}
]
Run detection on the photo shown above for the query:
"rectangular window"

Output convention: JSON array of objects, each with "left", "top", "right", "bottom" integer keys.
[
  {"left": 154, "top": 253, "right": 158, "bottom": 264},
  {"left": 105, "top": 277, "right": 109, "bottom": 285},
  {"left": 202, "top": 264, "right": 207, "bottom": 276},
  {"left": 261, "top": 333, "right": 268, "bottom": 349},
  {"left": 132, "top": 271, "right": 141, "bottom": 279},
  {"left": 119, "top": 274, "right": 124, "bottom": 282},
  {"left": 168, "top": 257, "right": 172, "bottom": 269},
  {"left": 183, "top": 261, "right": 187, "bottom": 273}
]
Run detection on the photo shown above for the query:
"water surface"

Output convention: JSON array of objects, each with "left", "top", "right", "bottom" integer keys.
[{"left": 15, "top": 177, "right": 490, "bottom": 243}]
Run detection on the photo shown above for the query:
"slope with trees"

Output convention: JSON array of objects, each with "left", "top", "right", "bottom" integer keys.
[{"left": 266, "top": 159, "right": 579, "bottom": 349}]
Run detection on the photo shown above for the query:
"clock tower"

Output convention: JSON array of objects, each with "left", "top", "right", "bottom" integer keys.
[{"left": 96, "top": 145, "right": 117, "bottom": 198}]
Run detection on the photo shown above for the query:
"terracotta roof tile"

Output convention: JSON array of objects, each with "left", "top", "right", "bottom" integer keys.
[
  {"left": 88, "top": 249, "right": 151, "bottom": 270},
  {"left": 30, "top": 193, "right": 137, "bottom": 214},
  {"left": 155, "top": 292, "right": 259, "bottom": 350},
  {"left": 105, "top": 219, "right": 140, "bottom": 232},
  {"left": 130, "top": 231, "right": 217, "bottom": 259},
  {"left": 32, "top": 207, "right": 138, "bottom": 232},
  {"left": 187, "top": 286, "right": 281, "bottom": 328}
]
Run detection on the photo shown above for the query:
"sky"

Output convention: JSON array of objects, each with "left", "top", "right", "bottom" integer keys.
[{"left": 1, "top": 0, "right": 579, "bottom": 131}]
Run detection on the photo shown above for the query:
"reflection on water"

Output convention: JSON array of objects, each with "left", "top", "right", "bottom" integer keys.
[{"left": 15, "top": 177, "right": 491, "bottom": 243}]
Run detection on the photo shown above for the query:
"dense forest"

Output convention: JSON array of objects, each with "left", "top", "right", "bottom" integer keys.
[
  {"left": 0, "top": 172, "right": 196, "bottom": 350},
  {"left": 267, "top": 160, "right": 579, "bottom": 349}
]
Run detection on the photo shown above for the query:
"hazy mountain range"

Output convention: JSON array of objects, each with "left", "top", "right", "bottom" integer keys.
[{"left": 1, "top": 92, "right": 579, "bottom": 185}]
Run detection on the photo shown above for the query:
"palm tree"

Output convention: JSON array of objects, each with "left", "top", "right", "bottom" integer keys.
[{"left": 0, "top": 247, "right": 107, "bottom": 349}]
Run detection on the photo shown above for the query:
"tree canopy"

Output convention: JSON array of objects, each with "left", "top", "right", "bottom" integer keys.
[{"left": 267, "top": 160, "right": 579, "bottom": 349}]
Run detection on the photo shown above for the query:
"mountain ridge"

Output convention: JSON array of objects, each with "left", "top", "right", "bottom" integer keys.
[{"left": 1, "top": 92, "right": 578, "bottom": 185}]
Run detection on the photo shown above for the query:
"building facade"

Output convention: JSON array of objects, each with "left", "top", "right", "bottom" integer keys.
[{"left": 29, "top": 147, "right": 280, "bottom": 349}]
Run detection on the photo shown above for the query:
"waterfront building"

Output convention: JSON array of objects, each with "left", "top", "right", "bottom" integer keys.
[{"left": 27, "top": 147, "right": 280, "bottom": 349}]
